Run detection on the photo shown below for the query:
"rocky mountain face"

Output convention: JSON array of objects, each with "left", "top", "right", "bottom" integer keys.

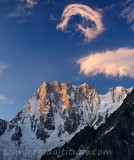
[
  {"left": 0, "top": 81, "right": 132, "bottom": 160},
  {"left": 0, "top": 119, "right": 7, "bottom": 136},
  {"left": 41, "top": 89, "right": 134, "bottom": 160}
]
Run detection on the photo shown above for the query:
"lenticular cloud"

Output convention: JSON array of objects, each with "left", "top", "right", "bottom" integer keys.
[
  {"left": 77, "top": 48, "right": 134, "bottom": 78},
  {"left": 57, "top": 4, "right": 104, "bottom": 42}
]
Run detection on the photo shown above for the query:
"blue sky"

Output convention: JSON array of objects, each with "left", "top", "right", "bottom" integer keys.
[{"left": 0, "top": 0, "right": 134, "bottom": 120}]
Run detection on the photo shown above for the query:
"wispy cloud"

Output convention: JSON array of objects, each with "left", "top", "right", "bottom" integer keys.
[
  {"left": 49, "top": 13, "right": 58, "bottom": 21},
  {"left": 8, "top": 0, "right": 38, "bottom": 17},
  {"left": 17, "top": 19, "right": 27, "bottom": 24},
  {"left": 120, "top": 1, "right": 134, "bottom": 31},
  {"left": 27, "top": 0, "right": 37, "bottom": 8},
  {"left": 103, "top": 4, "right": 116, "bottom": 12},
  {"left": 57, "top": 4, "right": 104, "bottom": 42},
  {"left": 0, "top": 63, "right": 13, "bottom": 104},
  {"left": 0, "top": 95, "right": 14, "bottom": 105},
  {"left": 0, "top": 63, "right": 9, "bottom": 74},
  {"left": 77, "top": 47, "right": 134, "bottom": 78}
]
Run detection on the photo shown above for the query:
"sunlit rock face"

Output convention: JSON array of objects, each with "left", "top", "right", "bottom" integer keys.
[
  {"left": 32, "top": 81, "right": 101, "bottom": 136},
  {"left": 0, "top": 81, "right": 132, "bottom": 160}
]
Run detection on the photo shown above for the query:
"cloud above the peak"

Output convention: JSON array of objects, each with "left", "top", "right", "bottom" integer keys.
[
  {"left": 57, "top": 4, "right": 104, "bottom": 42},
  {"left": 77, "top": 48, "right": 134, "bottom": 78}
]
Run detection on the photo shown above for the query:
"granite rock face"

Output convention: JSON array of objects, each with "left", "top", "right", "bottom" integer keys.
[
  {"left": 11, "top": 125, "right": 22, "bottom": 143},
  {"left": 0, "top": 119, "right": 7, "bottom": 136}
]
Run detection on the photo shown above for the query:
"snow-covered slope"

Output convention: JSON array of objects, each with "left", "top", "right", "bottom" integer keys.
[{"left": 0, "top": 81, "right": 132, "bottom": 160}]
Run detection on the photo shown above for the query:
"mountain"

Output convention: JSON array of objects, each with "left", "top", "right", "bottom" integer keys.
[
  {"left": 41, "top": 88, "right": 134, "bottom": 160},
  {"left": 0, "top": 81, "right": 132, "bottom": 160}
]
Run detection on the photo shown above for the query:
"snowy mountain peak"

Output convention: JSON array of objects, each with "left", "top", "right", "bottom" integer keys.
[
  {"left": 0, "top": 82, "right": 133, "bottom": 160},
  {"left": 107, "top": 86, "right": 130, "bottom": 104},
  {"left": 80, "top": 83, "right": 90, "bottom": 88}
]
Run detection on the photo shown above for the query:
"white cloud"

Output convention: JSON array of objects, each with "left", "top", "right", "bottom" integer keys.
[
  {"left": 57, "top": 4, "right": 104, "bottom": 42},
  {"left": 0, "top": 63, "right": 9, "bottom": 74},
  {"left": 49, "top": 13, "right": 58, "bottom": 21},
  {"left": 0, "top": 95, "right": 14, "bottom": 105},
  {"left": 120, "top": 1, "right": 134, "bottom": 31},
  {"left": 9, "top": 0, "right": 38, "bottom": 17},
  {"left": 26, "top": 0, "right": 37, "bottom": 8},
  {"left": 77, "top": 48, "right": 134, "bottom": 78}
]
